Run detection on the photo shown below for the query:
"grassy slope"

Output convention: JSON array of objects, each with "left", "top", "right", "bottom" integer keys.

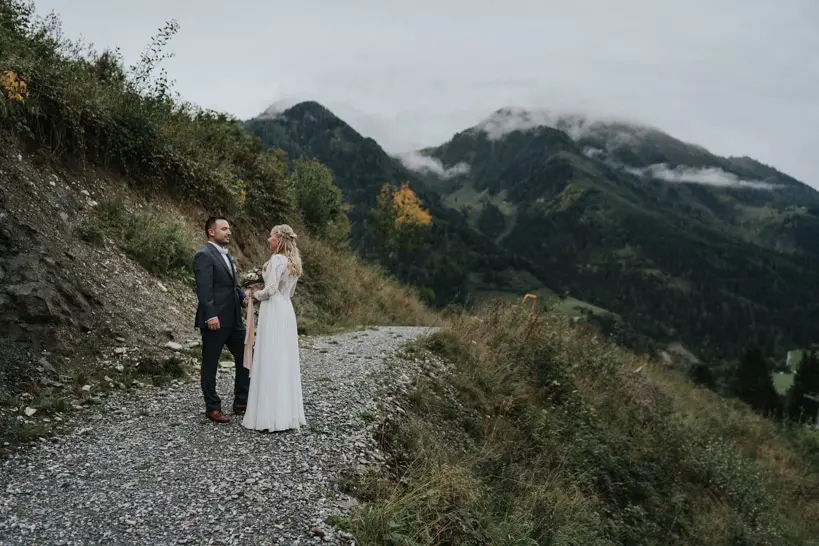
[{"left": 347, "top": 305, "right": 819, "bottom": 545}]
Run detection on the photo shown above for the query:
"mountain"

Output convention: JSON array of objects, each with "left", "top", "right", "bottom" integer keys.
[
  {"left": 246, "top": 102, "right": 819, "bottom": 361},
  {"left": 417, "top": 108, "right": 819, "bottom": 359},
  {"left": 244, "top": 102, "right": 553, "bottom": 307}
]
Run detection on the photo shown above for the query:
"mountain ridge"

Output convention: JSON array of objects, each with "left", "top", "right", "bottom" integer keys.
[
  {"left": 244, "top": 101, "right": 555, "bottom": 307},
  {"left": 245, "top": 100, "right": 819, "bottom": 361}
]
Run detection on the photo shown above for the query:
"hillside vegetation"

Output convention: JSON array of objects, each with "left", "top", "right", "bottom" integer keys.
[{"left": 348, "top": 305, "right": 819, "bottom": 545}]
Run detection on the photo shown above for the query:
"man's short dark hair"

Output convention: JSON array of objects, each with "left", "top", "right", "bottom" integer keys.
[{"left": 205, "top": 216, "right": 228, "bottom": 236}]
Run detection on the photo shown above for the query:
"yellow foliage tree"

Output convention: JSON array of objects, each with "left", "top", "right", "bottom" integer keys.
[
  {"left": 392, "top": 182, "right": 432, "bottom": 229},
  {"left": 373, "top": 182, "right": 432, "bottom": 259},
  {"left": 1, "top": 71, "right": 28, "bottom": 103}
]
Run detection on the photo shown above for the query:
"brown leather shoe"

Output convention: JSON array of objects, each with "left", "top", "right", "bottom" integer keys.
[
  {"left": 206, "top": 410, "right": 230, "bottom": 423},
  {"left": 232, "top": 404, "right": 247, "bottom": 415}
]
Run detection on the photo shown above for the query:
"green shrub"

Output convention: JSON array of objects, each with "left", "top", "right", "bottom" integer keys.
[
  {"left": 79, "top": 198, "right": 195, "bottom": 282},
  {"left": 291, "top": 158, "right": 348, "bottom": 243}
]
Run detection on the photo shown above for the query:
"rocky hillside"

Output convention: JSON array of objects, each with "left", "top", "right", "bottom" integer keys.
[
  {"left": 0, "top": 1, "right": 431, "bottom": 445},
  {"left": 0, "top": 147, "right": 200, "bottom": 394},
  {"left": 246, "top": 102, "right": 819, "bottom": 362}
]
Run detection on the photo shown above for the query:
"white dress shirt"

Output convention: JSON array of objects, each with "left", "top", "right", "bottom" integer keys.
[{"left": 209, "top": 241, "right": 235, "bottom": 277}]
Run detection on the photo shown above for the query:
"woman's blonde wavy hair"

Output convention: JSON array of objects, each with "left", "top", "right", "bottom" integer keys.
[{"left": 268, "top": 224, "right": 302, "bottom": 277}]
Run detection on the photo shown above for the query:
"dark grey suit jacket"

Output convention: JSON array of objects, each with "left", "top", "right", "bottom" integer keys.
[{"left": 193, "top": 243, "right": 246, "bottom": 330}]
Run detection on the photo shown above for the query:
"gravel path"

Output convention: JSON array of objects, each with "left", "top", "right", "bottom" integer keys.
[{"left": 0, "top": 326, "right": 434, "bottom": 545}]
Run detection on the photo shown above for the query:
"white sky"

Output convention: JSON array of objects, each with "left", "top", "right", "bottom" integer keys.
[{"left": 34, "top": 0, "right": 819, "bottom": 186}]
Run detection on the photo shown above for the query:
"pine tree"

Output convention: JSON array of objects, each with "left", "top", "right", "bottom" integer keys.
[
  {"left": 787, "top": 349, "right": 819, "bottom": 423},
  {"left": 729, "top": 346, "right": 781, "bottom": 417}
]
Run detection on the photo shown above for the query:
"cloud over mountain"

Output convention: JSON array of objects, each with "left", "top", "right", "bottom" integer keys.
[
  {"left": 627, "top": 164, "right": 776, "bottom": 190},
  {"left": 396, "top": 151, "right": 470, "bottom": 179},
  {"left": 474, "top": 107, "right": 646, "bottom": 142}
]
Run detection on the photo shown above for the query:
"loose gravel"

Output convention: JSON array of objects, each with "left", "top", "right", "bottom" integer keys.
[{"left": 0, "top": 326, "right": 435, "bottom": 545}]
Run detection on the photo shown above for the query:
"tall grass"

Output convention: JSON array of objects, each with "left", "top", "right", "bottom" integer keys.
[
  {"left": 349, "top": 303, "right": 819, "bottom": 545},
  {"left": 294, "top": 234, "right": 437, "bottom": 333}
]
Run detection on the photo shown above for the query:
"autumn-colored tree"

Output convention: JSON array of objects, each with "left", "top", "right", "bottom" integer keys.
[
  {"left": 1, "top": 71, "right": 28, "bottom": 107},
  {"left": 372, "top": 182, "right": 432, "bottom": 259},
  {"left": 391, "top": 182, "right": 432, "bottom": 228}
]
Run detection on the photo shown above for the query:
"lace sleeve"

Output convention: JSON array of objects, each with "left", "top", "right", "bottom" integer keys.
[{"left": 253, "top": 256, "right": 286, "bottom": 301}]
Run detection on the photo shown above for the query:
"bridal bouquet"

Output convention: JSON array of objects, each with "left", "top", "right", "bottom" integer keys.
[
  {"left": 240, "top": 266, "right": 264, "bottom": 290},
  {"left": 240, "top": 265, "right": 264, "bottom": 375}
]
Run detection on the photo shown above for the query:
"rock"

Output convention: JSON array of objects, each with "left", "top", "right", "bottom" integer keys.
[
  {"left": 218, "top": 361, "right": 234, "bottom": 369},
  {"left": 164, "top": 342, "right": 183, "bottom": 351},
  {"left": 81, "top": 385, "right": 91, "bottom": 392},
  {"left": 38, "top": 357, "right": 57, "bottom": 375},
  {"left": 114, "top": 348, "right": 127, "bottom": 355},
  {"left": 156, "top": 281, "right": 168, "bottom": 293},
  {"left": 23, "top": 407, "right": 36, "bottom": 417}
]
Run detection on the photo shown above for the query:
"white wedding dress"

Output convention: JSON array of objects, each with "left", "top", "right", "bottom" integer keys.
[{"left": 242, "top": 254, "right": 306, "bottom": 432}]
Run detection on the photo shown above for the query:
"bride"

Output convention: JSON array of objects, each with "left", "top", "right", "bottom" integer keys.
[{"left": 242, "top": 224, "right": 306, "bottom": 432}]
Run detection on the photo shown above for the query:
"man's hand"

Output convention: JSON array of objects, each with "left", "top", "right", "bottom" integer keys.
[
  {"left": 207, "top": 317, "right": 220, "bottom": 330},
  {"left": 242, "top": 297, "right": 249, "bottom": 308}
]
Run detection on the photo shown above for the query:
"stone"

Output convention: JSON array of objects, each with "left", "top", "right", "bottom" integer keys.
[{"left": 164, "top": 342, "right": 183, "bottom": 351}]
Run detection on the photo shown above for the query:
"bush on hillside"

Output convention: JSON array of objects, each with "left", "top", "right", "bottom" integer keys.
[
  {"left": 78, "top": 198, "right": 195, "bottom": 283},
  {"left": 291, "top": 158, "right": 349, "bottom": 244}
]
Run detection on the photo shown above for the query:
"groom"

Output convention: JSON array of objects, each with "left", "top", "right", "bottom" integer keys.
[{"left": 193, "top": 216, "right": 250, "bottom": 424}]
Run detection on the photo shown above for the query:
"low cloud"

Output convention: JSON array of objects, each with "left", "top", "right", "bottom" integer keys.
[
  {"left": 396, "top": 151, "right": 470, "bottom": 179},
  {"left": 627, "top": 163, "right": 777, "bottom": 190},
  {"left": 257, "top": 98, "right": 303, "bottom": 119},
  {"left": 475, "top": 107, "right": 647, "bottom": 142}
]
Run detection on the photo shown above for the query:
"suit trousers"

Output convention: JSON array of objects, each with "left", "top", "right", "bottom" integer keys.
[{"left": 200, "top": 326, "right": 249, "bottom": 412}]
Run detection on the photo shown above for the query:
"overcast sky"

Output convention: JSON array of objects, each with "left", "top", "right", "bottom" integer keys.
[{"left": 34, "top": 0, "right": 819, "bottom": 186}]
